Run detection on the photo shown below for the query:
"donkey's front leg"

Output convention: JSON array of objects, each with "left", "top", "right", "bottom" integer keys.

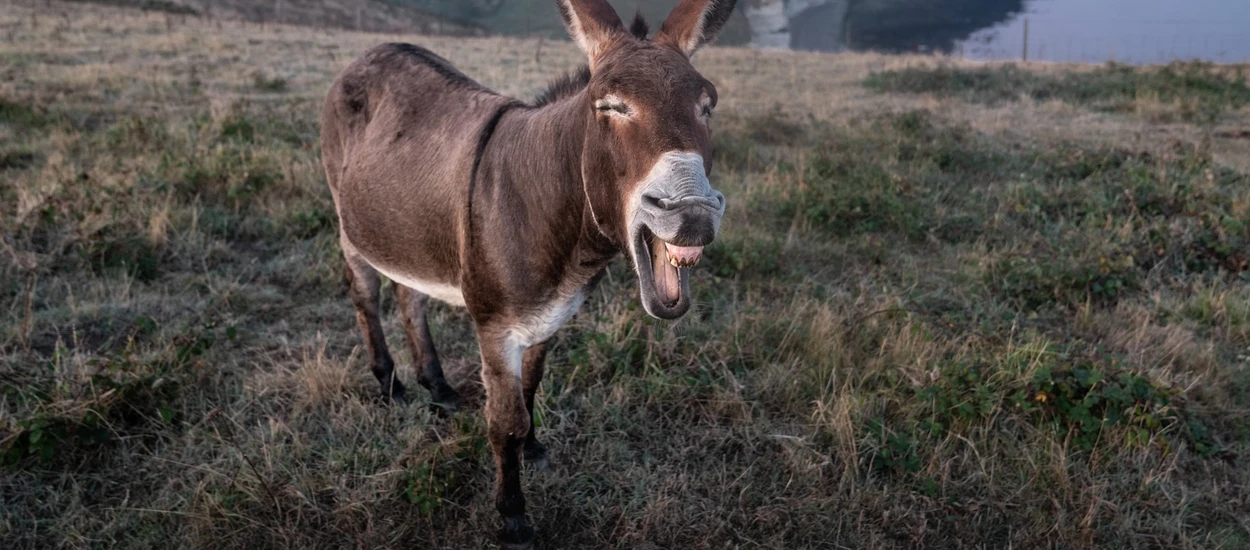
[
  {"left": 478, "top": 329, "right": 535, "bottom": 549},
  {"left": 521, "top": 341, "right": 550, "bottom": 470}
]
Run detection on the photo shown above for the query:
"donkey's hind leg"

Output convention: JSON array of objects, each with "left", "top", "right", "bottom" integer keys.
[
  {"left": 395, "top": 283, "right": 461, "bottom": 414},
  {"left": 342, "top": 241, "right": 406, "bottom": 403}
]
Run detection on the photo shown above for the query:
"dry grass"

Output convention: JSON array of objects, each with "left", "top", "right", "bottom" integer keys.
[{"left": 2, "top": 2, "right": 1249, "bottom": 549}]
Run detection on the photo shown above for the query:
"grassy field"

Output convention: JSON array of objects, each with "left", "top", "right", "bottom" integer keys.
[{"left": 2, "top": 2, "right": 1250, "bottom": 548}]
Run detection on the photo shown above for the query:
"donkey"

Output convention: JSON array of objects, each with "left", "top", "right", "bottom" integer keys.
[{"left": 320, "top": 0, "right": 735, "bottom": 546}]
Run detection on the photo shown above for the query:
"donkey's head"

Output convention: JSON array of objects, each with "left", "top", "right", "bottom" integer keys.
[{"left": 559, "top": 0, "right": 734, "bottom": 320}]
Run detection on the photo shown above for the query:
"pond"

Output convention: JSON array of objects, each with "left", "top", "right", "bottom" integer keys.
[
  {"left": 958, "top": 0, "right": 1250, "bottom": 64},
  {"left": 757, "top": 0, "right": 1250, "bottom": 64}
]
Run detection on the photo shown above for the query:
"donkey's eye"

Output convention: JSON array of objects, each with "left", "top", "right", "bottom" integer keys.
[{"left": 594, "top": 97, "right": 629, "bottom": 115}]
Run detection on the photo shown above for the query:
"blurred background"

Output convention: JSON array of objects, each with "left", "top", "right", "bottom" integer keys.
[{"left": 113, "top": 0, "right": 1250, "bottom": 63}]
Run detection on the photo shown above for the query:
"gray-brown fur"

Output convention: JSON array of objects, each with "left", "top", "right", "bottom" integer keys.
[{"left": 320, "top": 1, "right": 736, "bottom": 547}]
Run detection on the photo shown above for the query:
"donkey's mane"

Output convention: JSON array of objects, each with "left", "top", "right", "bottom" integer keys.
[
  {"left": 530, "top": 11, "right": 650, "bottom": 108},
  {"left": 531, "top": 65, "right": 592, "bottom": 107}
]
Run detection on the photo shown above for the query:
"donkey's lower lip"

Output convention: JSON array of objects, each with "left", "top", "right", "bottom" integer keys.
[
  {"left": 665, "top": 243, "right": 703, "bottom": 268},
  {"left": 633, "top": 227, "right": 692, "bottom": 320}
]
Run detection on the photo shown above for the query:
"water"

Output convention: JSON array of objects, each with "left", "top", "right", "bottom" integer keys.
[
  {"left": 959, "top": 0, "right": 1250, "bottom": 64},
  {"left": 764, "top": 0, "right": 1250, "bottom": 64}
]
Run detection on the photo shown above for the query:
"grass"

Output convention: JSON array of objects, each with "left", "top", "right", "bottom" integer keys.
[
  {"left": 67, "top": 0, "right": 200, "bottom": 16},
  {"left": 1, "top": 2, "right": 1249, "bottom": 549},
  {"left": 865, "top": 61, "right": 1250, "bottom": 124}
]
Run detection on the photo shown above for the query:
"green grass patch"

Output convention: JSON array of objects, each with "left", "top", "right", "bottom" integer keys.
[
  {"left": 0, "top": 98, "right": 53, "bottom": 129},
  {"left": 0, "top": 149, "right": 40, "bottom": 170},
  {"left": 250, "top": 72, "right": 289, "bottom": 94},
  {"left": 66, "top": 0, "right": 199, "bottom": 15},
  {"left": 1, "top": 325, "right": 214, "bottom": 466},
  {"left": 865, "top": 62, "right": 1250, "bottom": 123},
  {"left": 723, "top": 109, "right": 1248, "bottom": 312}
]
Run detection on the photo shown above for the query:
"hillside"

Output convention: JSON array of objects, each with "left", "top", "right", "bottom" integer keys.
[
  {"left": 70, "top": 0, "right": 752, "bottom": 42},
  {"left": 2, "top": 1, "right": 1249, "bottom": 549},
  {"left": 70, "top": 0, "right": 488, "bottom": 34}
]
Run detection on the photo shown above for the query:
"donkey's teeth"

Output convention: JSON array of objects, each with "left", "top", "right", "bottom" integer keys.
[{"left": 664, "top": 243, "right": 703, "bottom": 267}]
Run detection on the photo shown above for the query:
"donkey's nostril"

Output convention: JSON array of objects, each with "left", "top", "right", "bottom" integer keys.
[
  {"left": 645, "top": 194, "right": 722, "bottom": 213},
  {"left": 643, "top": 194, "right": 689, "bottom": 212}
]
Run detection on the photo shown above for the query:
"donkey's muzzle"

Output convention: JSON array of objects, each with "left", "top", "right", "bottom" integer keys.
[
  {"left": 639, "top": 190, "right": 726, "bottom": 247},
  {"left": 633, "top": 150, "right": 726, "bottom": 247},
  {"left": 629, "top": 151, "right": 727, "bottom": 320}
]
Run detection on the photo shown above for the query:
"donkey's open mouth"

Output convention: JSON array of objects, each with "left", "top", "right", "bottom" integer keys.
[
  {"left": 634, "top": 227, "right": 701, "bottom": 319},
  {"left": 627, "top": 152, "right": 726, "bottom": 320}
]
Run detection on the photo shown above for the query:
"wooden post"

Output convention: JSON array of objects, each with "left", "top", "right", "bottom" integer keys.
[{"left": 1022, "top": 17, "right": 1029, "bottom": 62}]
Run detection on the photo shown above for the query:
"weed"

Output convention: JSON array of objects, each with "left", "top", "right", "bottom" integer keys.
[
  {"left": 285, "top": 207, "right": 336, "bottom": 239},
  {"left": 401, "top": 415, "right": 487, "bottom": 515},
  {"left": 251, "top": 72, "right": 289, "bottom": 93},
  {"left": 104, "top": 116, "right": 170, "bottom": 154},
  {"left": 1, "top": 333, "right": 208, "bottom": 466},
  {"left": 80, "top": 231, "right": 163, "bottom": 282},
  {"left": 0, "top": 98, "right": 52, "bottom": 129},
  {"left": 0, "top": 149, "right": 40, "bottom": 170},
  {"left": 704, "top": 233, "right": 783, "bottom": 279},
  {"left": 909, "top": 346, "right": 1220, "bottom": 457},
  {"left": 985, "top": 241, "right": 1139, "bottom": 311},
  {"left": 1014, "top": 354, "right": 1213, "bottom": 454},
  {"left": 171, "top": 146, "right": 286, "bottom": 209}
]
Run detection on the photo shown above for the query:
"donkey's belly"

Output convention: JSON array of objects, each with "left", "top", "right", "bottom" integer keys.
[{"left": 371, "top": 262, "right": 466, "bottom": 307}]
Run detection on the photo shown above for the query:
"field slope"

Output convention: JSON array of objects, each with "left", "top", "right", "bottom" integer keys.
[{"left": 2, "top": 2, "right": 1249, "bottom": 549}]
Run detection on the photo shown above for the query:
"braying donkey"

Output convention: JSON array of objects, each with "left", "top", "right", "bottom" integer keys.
[{"left": 320, "top": 0, "right": 735, "bottom": 546}]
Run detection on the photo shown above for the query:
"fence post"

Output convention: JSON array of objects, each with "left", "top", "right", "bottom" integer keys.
[{"left": 1022, "top": 17, "right": 1029, "bottom": 62}]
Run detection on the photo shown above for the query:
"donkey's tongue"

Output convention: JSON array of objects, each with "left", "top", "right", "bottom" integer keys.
[{"left": 651, "top": 238, "right": 681, "bottom": 306}]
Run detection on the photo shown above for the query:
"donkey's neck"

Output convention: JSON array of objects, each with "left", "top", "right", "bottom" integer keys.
[
  {"left": 491, "top": 93, "right": 589, "bottom": 202},
  {"left": 469, "top": 90, "right": 616, "bottom": 297}
]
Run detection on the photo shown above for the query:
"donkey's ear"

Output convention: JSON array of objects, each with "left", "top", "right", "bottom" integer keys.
[
  {"left": 655, "top": 0, "right": 737, "bottom": 57},
  {"left": 556, "top": 0, "right": 626, "bottom": 64}
]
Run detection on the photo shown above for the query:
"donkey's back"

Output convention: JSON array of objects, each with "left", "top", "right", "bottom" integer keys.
[{"left": 320, "top": 43, "right": 513, "bottom": 290}]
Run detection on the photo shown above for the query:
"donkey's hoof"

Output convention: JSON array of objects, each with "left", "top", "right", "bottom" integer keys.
[
  {"left": 428, "top": 383, "right": 461, "bottom": 417},
  {"left": 524, "top": 439, "right": 550, "bottom": 471},
  {"left": 378, "top": 385, "right": 408, "bottom": 406},
  {"left": 497, "top": 524, "right": 535, "bottom": 550},
  {"left": 526, "top": 454, "right": 550, "bottom": 472}
]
